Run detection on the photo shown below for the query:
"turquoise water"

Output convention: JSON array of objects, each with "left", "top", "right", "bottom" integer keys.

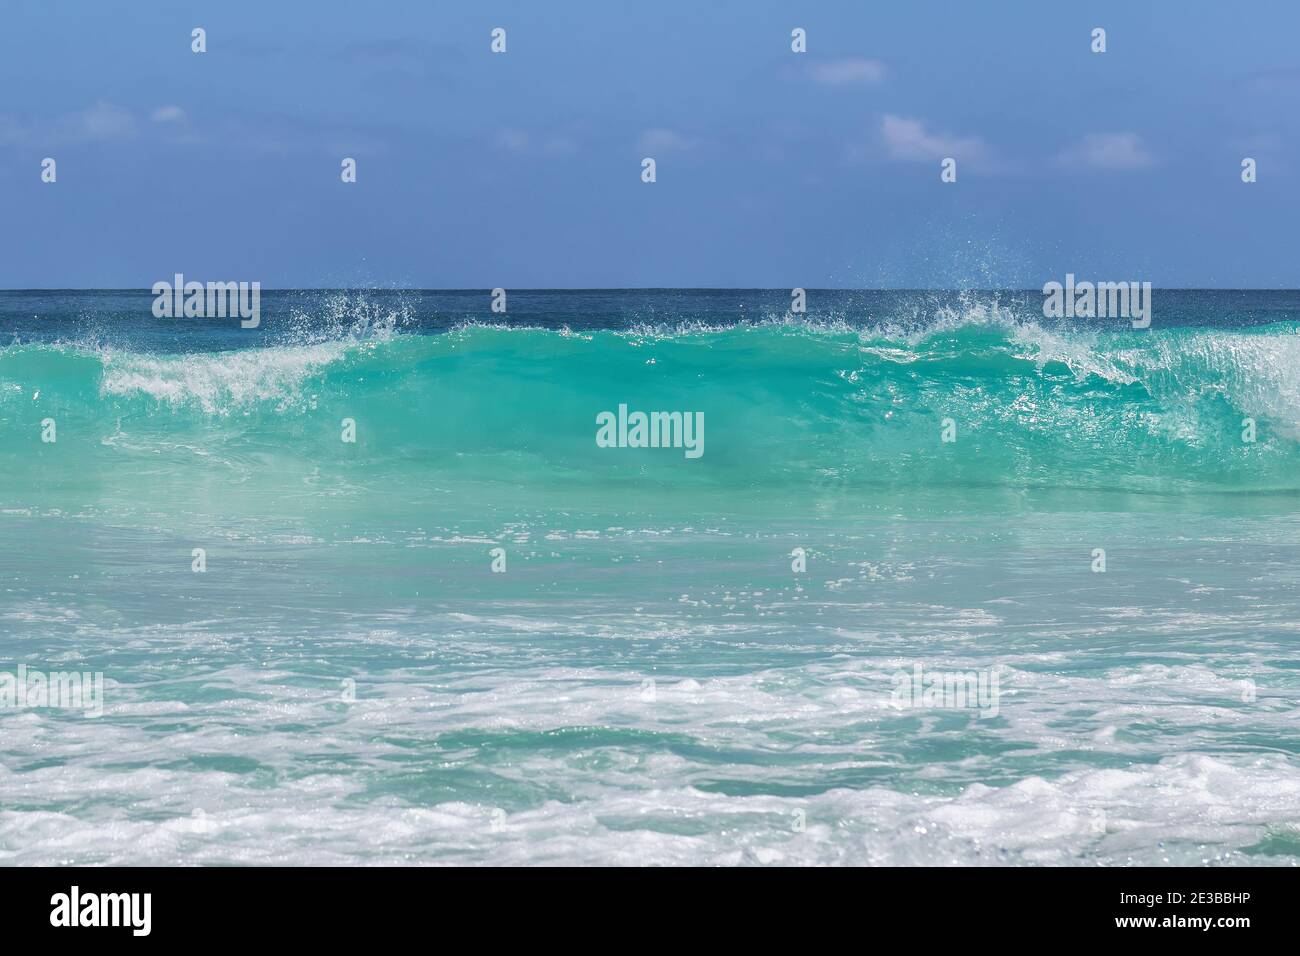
[{"left": 2, "top": 290, "right": 1298, "bottom": 865}]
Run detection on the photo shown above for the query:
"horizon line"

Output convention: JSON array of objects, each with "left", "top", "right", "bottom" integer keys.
[{"left": 3, "top": 287, "right": 1300, "bottom": 294}]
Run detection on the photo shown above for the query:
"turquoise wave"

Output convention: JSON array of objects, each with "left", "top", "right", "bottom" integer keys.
[{"left": 3, "top": 317, "right": 1299, "bottom": 493}]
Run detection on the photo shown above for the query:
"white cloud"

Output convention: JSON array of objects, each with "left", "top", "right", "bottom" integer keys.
[
  {"left": 810, "top": 58, "right": 887, "bottom": 86},
  {"left": 638, "top": 128, "right": 696, "bottom": 153},
  {"left": 495, "top": 129, "right": 530, "bottom": 152},
  {"left": 542, "top": 137, "right": 576, "bottom": 156},
  {"left": 0, "top": 116, "right": 25, "bottom": 145},
  {"left": 151, "top": 106, "right": 186, "bottom": 123},
  {"left": 496, "top": 128, "right": 579, "bottom": 157},
  {"left": 1058, "top": 132, "right": 1155, "bottom": 170},
  {"left": 880, "top": 114, "right": 987, "bottom": 162},
  {"left": 0, "top": 102, "right": 138, "bottom": 145},
  {"left": 78, "top": 102, "right": 136, "bottom": 140}
]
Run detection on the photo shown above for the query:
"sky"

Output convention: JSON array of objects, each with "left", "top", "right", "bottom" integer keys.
[{"left": 1, "top": 0, "right": 1298, "bottom": 289}]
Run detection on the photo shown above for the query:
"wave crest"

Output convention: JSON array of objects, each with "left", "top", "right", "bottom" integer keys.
[{"left": 3, "top": 317, "right": 1299, "bottom": 492}]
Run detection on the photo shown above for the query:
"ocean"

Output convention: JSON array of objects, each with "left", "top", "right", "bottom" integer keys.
[{"left": 1, "top": 288, "right": 1298, "bottom": 865}]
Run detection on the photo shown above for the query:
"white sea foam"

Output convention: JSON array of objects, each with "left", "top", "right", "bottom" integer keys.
[
  {"left": 100, "top": 343, "right": 348, "bottom": 414},
  {"left": 0, "top": 641, "right": 1294, "bottom": 865}
]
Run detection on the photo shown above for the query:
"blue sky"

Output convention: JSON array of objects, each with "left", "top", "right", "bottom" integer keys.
[{"left": 1, "top": 0, "right": 1297, "bottom": 288}]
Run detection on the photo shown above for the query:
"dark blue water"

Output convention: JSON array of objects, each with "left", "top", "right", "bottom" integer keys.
[{"left": 4, "top": 289, "right": 1298, "bottom": 352}]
